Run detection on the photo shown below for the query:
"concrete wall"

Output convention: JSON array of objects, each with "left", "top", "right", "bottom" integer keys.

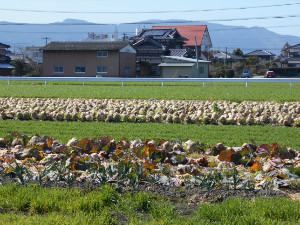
[
  {"left": 160, "top": 58, "right": 209, "bottom": 78},
  {"left": 42, "top": 50, "right": 136, "bottom": 77},
  {"left": 161, "top": 63, "right": 208, "bottom": 78}
]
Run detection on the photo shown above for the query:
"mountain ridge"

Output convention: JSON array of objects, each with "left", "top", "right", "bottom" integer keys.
[{"left": 1, "top": 18, "right": 300, "bottom": 55}]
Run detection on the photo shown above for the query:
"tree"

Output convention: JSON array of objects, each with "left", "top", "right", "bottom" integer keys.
[
  {"left": 281, "top": 42, "right": 290, "bottom": 57},
  {"left": 210, "top": 62, "right": 232, "bottom": 78},
  {"left": 245, "top": 56, "right": 259, "bottom": 66},
  {"left": 11, "top": 59, "right": 27, "bottom": 76},
  {"left": 232, "top": 48, "right": 244, "bottom": 57}
]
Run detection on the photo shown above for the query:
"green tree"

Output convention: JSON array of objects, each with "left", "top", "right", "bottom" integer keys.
[
  {"left": 245, "top": 56, "right": 259, "bottom": 66},
  {"left": 210, "top": 62, "right": 232, "bottom": 78},
  {"left": 11, "top": 59, "right": 27, "bottom": 76},
  {"left": 232, "top": 48, "right": 244, "bottom": 57}
]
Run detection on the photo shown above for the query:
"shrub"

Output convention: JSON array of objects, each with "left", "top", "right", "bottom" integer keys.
[{"left": 25, "top": 72, "right": 40, "bottom": 77}]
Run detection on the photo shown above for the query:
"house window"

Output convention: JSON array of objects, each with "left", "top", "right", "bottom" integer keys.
[
  {"left": 97, "top": 51, "right": 108, "bottom": 57},
  {"left": 199, "top": 66, "right": 204, "bottom": 73},
  {"left": 125, "top": 67, "right": 131, "bottom": 75},
  {"left": 54, "top": 66, "right": 64, "bottom": 73},
  {"left": 75, "top": 66, "right": 85, "bottom": 73},
  {"left": 96, "top": 66, "right": 108, "bottom": 73}
]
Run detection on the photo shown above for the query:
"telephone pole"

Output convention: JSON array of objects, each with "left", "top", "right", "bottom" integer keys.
[{"left": 43, "top": 37, "right": 50, "bottom": 45}]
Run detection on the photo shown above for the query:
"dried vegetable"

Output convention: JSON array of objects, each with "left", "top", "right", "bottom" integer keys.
[
  {"left": 0, "top": 98, "right": 299, "bottom": 126},
  {"left": 0, "top": 133, "right": 299, "bottom": 191}
]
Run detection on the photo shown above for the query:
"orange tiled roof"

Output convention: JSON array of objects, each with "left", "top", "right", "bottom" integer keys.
[{"left": 152, "top": 25, "right": 207, "bottom": 46}]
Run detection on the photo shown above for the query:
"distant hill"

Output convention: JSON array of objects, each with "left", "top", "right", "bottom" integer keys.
[{"left": 1, "top": 18, "right": 300, "bottom": 56}]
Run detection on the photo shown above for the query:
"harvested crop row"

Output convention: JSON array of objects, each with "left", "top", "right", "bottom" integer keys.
[
  {"left": 0, "top": 133, "right": 299, "bottom": 191},
  {"left": 0, "top": 98, "right": 299, "bottom": 126}
]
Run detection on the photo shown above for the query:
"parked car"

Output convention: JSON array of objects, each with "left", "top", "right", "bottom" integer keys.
[
  {"left": 241, "top": 70, "right": 251, "bottom": 78},
  {"left": 265, "top": 71, "right": 275, "bottom": 78}
]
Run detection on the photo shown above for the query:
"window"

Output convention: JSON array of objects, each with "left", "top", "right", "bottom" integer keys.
[
  {"left": 125, "top": 67, "right": 131, "bottom": 75},
  {"left": 75, "top": 66, "right": 85, "bottom": 73},
  {"left": 54, "top": 66, "right": 64, "bottom": 73},
  {"left": 97, "top": 51, "right": 108, "bottom": 57},
  {"left": 96, "top": 66, "right": 107, "bottom": 73}
]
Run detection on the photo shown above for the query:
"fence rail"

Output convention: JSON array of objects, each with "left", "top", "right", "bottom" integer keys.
[{"left": 0, "top": 77, "right": 299, "bottom": 87}]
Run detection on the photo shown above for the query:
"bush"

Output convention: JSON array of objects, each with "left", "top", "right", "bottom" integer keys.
[
  {"left": 25, "top": 72, "right": 40, "bottom": 77},
  {"left": 225, "top": 69, "right": 235, "bottom": 78}
]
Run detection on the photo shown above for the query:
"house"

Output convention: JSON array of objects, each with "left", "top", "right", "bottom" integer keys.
[
  {"left": 41, "top": 41, "right": 136, "bottom": 77},
  {"left": 273, "top": 43, "right": 300, "bottom": 76},
  {"left": 0, "top": 42, "right": 13, "bottom": 76},
  {"left": 244, "top": 50, "right": 275, "bottom": 61},
  {"left": 25, "top": 46, "right": 43, "bottom": 64},
  {"left": 152, "top": 25, "right": 212, "bottom": 60},
  {"left": 279, "top": 43, "right": 300, "bottom": 68},
  {"left": 131, "top": 28, "right": 188, "bottom": 76},
  {"left": 212, "top": 51, "right": 244, "bottom": 67},
  {"left": 158, "top": 56, "right": 210, "bottom": 78}
]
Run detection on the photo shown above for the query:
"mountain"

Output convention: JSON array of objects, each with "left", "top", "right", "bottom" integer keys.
[{"left": 1, "top": 18, "right": 300, "bottom": 55}]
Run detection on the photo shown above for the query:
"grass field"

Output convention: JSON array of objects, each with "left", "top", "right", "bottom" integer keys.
[
  {"left": 0, "top": 83, "right": 299, "bottom": 102},
  {"left": 0, "top": 82, "right": 299, "bottom": 224},
  {"left": 1, "top": 80, "right": 300, "bottom": 87},
  {"left": 0, "top": 120, "right": 299, "bottom": 150},
  {"left": 0, "top": 184, "right": 299, "bottom": 225}
]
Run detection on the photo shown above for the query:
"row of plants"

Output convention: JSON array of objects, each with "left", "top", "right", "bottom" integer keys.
[
  {"left": 0, "top": 98, "right": 299, "bottom": 126},
  {"left": 0, "top": 184, "right": 299, "bottom": 224},
  {"left": 0, "top": 133, "right": 299, "bottom": 192}
]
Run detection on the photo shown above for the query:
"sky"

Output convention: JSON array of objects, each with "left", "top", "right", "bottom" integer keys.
[{"left": 1, "top": 0, "right": 300, "bottom": 37}]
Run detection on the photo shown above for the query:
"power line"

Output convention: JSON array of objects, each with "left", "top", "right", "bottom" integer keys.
[
  {"left": 1, "top": 13, "right": 300, "bottom": 26},
  {"left": 0, "top": 24, "right": 299, "bottom": 34},
  {"left": 0, "top": 2, "right": 299, "bottom": 14}
]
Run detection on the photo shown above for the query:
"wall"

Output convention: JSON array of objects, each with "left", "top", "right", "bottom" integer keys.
[
  {"left": 42, "top": 50, "right": 121, "bottom": 77},
  {"left": 119, "top": 52, "right": 136, "bottom": 77},
  {"left": 161, "top": 63, "right": 209, "bottom": 78}
]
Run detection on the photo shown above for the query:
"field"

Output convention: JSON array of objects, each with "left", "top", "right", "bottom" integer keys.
[
  {"left": 0, "top": 81, "right": 299, "bottom": 224},
  {"left": 0, "top": 81, "right": 299, "bottom": 102},
  {"left": 0, "top": 121, "right": 299, "bottom": 150}
]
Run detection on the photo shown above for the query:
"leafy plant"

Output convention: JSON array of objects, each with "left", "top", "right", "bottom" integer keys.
[{"left": 232, "top": 167, "right": 241, "bottom": 190}]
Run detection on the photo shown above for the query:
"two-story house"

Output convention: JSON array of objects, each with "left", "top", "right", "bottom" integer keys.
[
  {"left": 41, "top": 41, "right": 136, "bottom": 77},
  {"left": 280, "top": 44, "right": 300, "bottom": 68},
  {"left": 131, "top": 28, "right": 188, "bottom": 77},
  {"left": 152, "top": 25, "right": 212, "bottom": 60},
  {"left": 244, "top": 50, "right": 276, "bottom": 61}
]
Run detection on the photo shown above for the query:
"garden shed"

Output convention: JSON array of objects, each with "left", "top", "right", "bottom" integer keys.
[{"left": 158, "top": 56, "right": 210, "bottom": 78}]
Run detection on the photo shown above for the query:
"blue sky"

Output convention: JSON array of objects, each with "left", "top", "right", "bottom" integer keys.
[{"left": 1, "top": 0, "right": 300, "bottom": 36}]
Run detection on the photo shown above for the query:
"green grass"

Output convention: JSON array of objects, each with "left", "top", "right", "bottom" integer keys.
[
  {"left": 0, "top": 120, "right": 299, "bottom": 150},
  {"left": 0, "top": 83, "right": 299, "bottom": 102},
  {"left": 1, "top": 80, "right": 300, "bottom": 87},
  {"left": 0, "top": 184, "right": 299, "bottom": 224}
]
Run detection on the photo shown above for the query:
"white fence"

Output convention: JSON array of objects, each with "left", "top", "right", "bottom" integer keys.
[{"left": 0, "top": 77, "right": 300, "bottom": 87}]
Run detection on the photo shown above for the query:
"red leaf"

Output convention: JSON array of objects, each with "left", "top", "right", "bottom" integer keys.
[
  {"left": 218, "top": 149, "right": 234, "bottom": 161},
  {"left": 250, "top": 162, "right": 262, "bottom": 172}
]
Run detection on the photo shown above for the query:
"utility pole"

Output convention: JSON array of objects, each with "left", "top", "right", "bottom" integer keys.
[
  {"left": 195, "top": 36, "right": 199, "bottom": 76},
  {"left": 225, "top": 47, "right": 228, "bottom": 66},
  {"left": 43, "top": 37, "right": 50, "bottom": 45}
]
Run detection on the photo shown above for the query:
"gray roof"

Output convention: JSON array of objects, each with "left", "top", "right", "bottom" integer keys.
[
  {"left": 213, "top": 51, "right": 244, "bottom": 60},
  {"left": 135, "top": 29, "right": 187, "bottom": 41},
  {"left": 0, "top": 63, "right": 14, "bottom": 68},
  {"left": 0, "top": 43, "right": 10, "bottom": 49},
  {"left": 158, "top": 63, "right": 195, "bottom": 67},
  {"left": 163, "top": 56, "right": 210, "bottom": 63},
  {"left": 170, "top": 49, "right": 188, "bottom": 57},
  {"left": 287, "top": 44, "right": 300, "bottom": 50},
  {"left": 41, "top": 41, "right": 130, "bottom": 51},
  {"left": 244, "top": 50, "right": 275, "bottom": 57}
]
